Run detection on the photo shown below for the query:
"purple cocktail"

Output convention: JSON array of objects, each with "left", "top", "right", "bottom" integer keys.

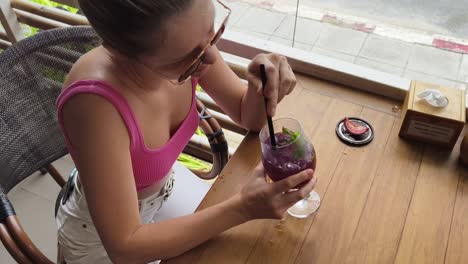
[
  {"left": 260, "top": 118, "right": 320, "bottom": 217},
  {"left": 262, "top": 132, "right": 316, "bottom": 187}
]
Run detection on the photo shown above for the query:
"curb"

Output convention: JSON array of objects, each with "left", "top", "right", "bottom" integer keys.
[
  {"left": 318, "top": 12, "right": 468, "bottom": 55},
  {"left": 242, "top": 0, "right": 468, "bottom": 55}
]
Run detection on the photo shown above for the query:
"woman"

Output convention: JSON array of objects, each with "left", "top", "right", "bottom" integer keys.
[{"left": 56, "top": 0, "right": 317, "bottom": 263}]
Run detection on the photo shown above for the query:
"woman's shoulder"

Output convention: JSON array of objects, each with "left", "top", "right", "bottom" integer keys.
[
  {"left": 59, "top": 48, "right": 127, "bottom": 124},
  {"left": 59, "top": 81, "right": 131, "bottom": 149},
  {"left": 58, "top": 48, "right": 134, "bottom": 156},
  {"left": 63, "top": 46, "right": 118, "bottom": 90}
]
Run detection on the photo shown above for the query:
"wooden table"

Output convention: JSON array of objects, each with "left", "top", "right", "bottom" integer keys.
[{"left": 165, "top": 74, "right": 468, "bottom": 264}]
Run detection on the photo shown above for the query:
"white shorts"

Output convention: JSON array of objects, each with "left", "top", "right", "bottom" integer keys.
[{"left": 56, "top": 162, "right": 211, "bottom": 264}]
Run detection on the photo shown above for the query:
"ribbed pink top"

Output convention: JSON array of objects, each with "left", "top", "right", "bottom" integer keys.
[{"left": 57, "top": 79, "right": 199, "bottom": 191}]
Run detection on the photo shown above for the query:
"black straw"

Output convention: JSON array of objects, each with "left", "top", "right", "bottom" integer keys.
[{"left": 260, "top": 64, "right": 277, "bottom": 147}]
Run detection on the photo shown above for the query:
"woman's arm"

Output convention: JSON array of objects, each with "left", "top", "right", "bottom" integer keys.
[
  {"left": 199, "top": 47, "right": 296, "bottom": 132},
  {"left": 62, "top": 93, "right": 316, "bottom": 263}
]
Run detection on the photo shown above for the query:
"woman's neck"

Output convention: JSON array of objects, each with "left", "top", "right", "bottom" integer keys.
[{"left": 102, "top": 46, "right": 168, "bottom": 95}]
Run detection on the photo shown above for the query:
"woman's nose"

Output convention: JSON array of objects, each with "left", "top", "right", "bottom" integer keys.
[{"left": 201, "top": 46, "right": 217, "bottom": 65}]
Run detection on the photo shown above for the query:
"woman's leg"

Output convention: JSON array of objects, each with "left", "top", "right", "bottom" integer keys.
[{"left": 56, "top": 175, "right": 112, "bottom": 264}]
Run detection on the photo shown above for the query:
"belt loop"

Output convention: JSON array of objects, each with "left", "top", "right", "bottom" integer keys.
[{"left": 163, "top": 171, "right": 175, "bottom": 201}]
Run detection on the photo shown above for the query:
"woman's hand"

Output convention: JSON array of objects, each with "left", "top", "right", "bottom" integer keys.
[
  {"left": 236, "top": 163, "right": 317, "bottom": 220},
  {"left": 247, "top": 53, "right": 297, "bottom": 117}
]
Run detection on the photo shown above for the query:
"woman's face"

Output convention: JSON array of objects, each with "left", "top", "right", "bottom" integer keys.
[{"left": 143, "top": 0, "right": 219, "bottom": 81}]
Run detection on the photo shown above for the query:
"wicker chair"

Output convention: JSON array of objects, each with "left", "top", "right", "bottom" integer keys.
[{"left": 0, "top": 26, "right": 228, "bottom": 263}]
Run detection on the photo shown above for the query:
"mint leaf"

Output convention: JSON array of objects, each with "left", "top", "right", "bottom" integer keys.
[
  {"left": 282, "top": 127, "right": 304, "bottom": 158},
  {"left": 282, "top": 127, "right": 300, "bottom": 141},
  {"left": 282, "top": 127, "right": 294, "bottom": 135},
  {"left": 293, "top": 142, "right": 305, "bottom": 159},
  {"left": 292, "top": 131, "right": 300, "bottom": 141}
]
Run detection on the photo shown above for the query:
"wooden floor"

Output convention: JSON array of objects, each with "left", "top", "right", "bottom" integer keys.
[{"left": 166, "top": 73, "right": 468, "bottom": 264}]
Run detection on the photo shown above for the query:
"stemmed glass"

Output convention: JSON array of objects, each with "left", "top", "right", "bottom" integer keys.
[{"left": 259, "top": 118, "right": 321, "bottom": 218}]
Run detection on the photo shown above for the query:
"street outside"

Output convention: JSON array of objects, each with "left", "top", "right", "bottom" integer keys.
[
  {"left": 236, "top": 0, "right": 468, "bottom": 40},
  {"left": 220, "top": 0, "right": 468, "bottom": 92}
]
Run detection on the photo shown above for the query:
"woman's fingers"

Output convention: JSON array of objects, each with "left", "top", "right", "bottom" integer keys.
[
  {"left": 277, "top": 61, "right": 290, "bottom": 102},
  {"left": 247, "top": 53, "right": 296, "bottom": 116},
  {"left": 259, "top": 61, "right": 279, "bottom": 117},
  {"left": 282, "top": 176, "right": 317, "bottom": 206},
  {"left": 278, "top": 57, "right": 296, "bottom": 100},
  {"left": 246, "top": 72, "right": 263, "bottom": 96},
  {"left": 271, "top": 169, "right": 314, "bottom": 194},
  {"left": 248, "top": 55, "right": 280, "bottom": 116}
]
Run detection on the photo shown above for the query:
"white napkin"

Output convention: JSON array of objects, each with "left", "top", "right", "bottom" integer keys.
[{"left": 416, "top": 89, "right": 449, "bottom": 108}]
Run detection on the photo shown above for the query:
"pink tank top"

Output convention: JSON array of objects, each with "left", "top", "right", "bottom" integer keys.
[{"left": 56, "top": 79, "right": 199, "bottom": 191}]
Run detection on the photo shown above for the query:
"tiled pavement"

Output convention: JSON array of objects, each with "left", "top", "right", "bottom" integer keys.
[
  {"left": 220, "top": 1, "right": 468, "bottom": 90},
  {"left": 0, "top": 156, "right": 73, "bottom": 263}
]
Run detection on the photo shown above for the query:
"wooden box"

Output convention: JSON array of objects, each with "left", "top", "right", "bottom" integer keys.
[{"left": 399, "top": 81, "right": 466, "bottom": 149}]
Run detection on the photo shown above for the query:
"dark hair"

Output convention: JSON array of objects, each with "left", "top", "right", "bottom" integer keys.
[{"left": 79, "top": 0, "right": 194, "bottom": 58}]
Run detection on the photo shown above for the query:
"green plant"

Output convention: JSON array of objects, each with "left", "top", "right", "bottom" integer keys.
[
  {"left": 21, "top": 23, "right": 39, "bottom": 37},
  {"left": 177, "top": 153, "right": 212, "bottom": 172},
  {"left": 40, "top": 66, "right": 67, "bottom": 82},
  {"left": 179, "top": 85, "right": 212, "bottom": 171},
  {"left": 23, "top": 0, "right": 78, "bottom": 37},
  {"left": 29, "top": 0, "right": 78, "bottom": 13}
]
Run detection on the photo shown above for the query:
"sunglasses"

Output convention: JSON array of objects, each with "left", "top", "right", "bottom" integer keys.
[{"left": 174, "top": 0, "right": 231, "bottom": 84}]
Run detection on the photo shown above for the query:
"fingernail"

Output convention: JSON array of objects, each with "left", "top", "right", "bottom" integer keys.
[{"left": 306, "top": 169, "right": 314, "bottom": 177}]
